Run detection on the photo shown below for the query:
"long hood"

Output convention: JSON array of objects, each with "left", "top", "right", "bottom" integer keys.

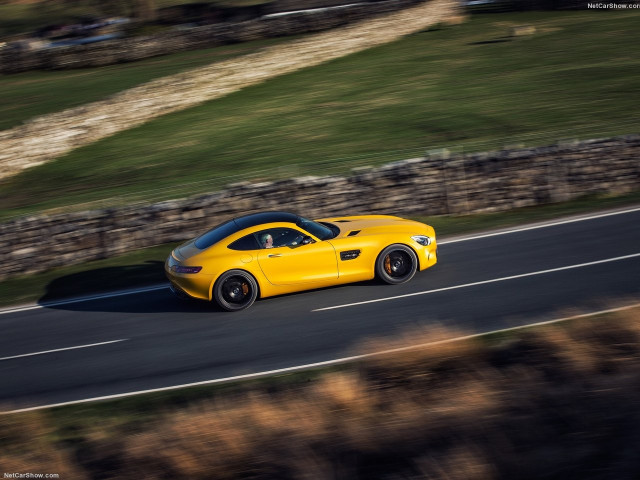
[{"left": 316, "top": 215, "right": 431, "bottom": 238}]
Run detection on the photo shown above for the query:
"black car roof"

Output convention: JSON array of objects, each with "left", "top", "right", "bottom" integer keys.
[
  {"left": 233, "top": 211, "right": 300, "bottom": 229},
  {"left": 194, "top": 211, "right": 300, "bottom": 250}
]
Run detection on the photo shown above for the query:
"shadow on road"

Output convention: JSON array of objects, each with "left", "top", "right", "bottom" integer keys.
[
  {"left": 37, "top": 261, "right": 382, "bottom": 315},
  {"left": 36, "top": 261, "right": 216, "bottom": 314},
  {"left": 39, "top": 261, "right": 165, "bottom": 302}
]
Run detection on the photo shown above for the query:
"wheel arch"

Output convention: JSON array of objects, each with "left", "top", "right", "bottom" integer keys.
[
  {"left": 209, "top": 267, "right": 263, "bottom": 301},
  {"left": 374, "top": 242, "right": 421, "bottom": 271}
]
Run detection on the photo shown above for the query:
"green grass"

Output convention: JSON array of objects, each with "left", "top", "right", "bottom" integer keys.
[
  {"left": 1, "top": 11, "right": 639, "bottom": 219},
  {"left": 0, "top": 2, "right": 45, "bottom": 39},
  {"left": 0, "top": 36, "right": 299, "bottom": 131},
  {"left": 1, "top": 190, "right": 638, "bottom": 309}
]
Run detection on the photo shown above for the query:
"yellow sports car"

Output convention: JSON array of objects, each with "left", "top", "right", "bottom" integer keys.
[{"left": 166, "top": 211, "right": 437, "bottom": 311}]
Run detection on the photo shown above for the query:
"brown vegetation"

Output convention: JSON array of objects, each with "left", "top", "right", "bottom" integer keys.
[
  {"left": 0, "top": 411, "right": 86, "bottom": 478},
  {"left": 3, "top": 309, "right": 640, "bottom": 479}
]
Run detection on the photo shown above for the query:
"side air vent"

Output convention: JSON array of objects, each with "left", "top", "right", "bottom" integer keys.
[
  {"left": 340, "top": 250, "right": 361, "bottom": 261},
  {"left": 347, "top": 230, "right": 361, "bottom": 237},
  {"left": 335, "top": 220, "right": 351, "bottom": 223}
]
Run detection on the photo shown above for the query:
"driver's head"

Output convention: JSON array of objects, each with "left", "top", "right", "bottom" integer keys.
[{"left": 261, "top": 233, "right": 273, "bottom": 248}]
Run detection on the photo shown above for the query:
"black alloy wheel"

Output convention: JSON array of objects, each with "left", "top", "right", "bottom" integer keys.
[
  {"left": 214, "top": 270, "right": 259, "bottom": 311},
  {"left": 376, "top": 244, "right": 418, "bottom": 285}
]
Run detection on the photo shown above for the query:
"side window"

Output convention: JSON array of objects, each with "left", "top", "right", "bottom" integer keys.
[
  {"left": 228, "top": 234, "right": 260, "bottom": 251},
  {"left": 256, "top": 228, "right": 306, "bottom": 249}
]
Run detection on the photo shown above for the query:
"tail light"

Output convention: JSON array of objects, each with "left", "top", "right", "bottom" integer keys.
[{"left": 171, "top": 266, "right": 203, "bottom": 274}]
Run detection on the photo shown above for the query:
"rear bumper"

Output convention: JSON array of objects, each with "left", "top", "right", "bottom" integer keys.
[
  {"left": 168, "top": 282, "right": 191, "bottom": 300},
  {"left": 165, "top": 255, "right": 214, "bottom": 301}
]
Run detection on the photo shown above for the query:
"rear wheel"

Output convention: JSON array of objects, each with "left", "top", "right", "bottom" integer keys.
[
  {"left": 213, "top": 270, "right": 258, "bottom": 311},
  {"left": 376, "top": 244, "right": 418, "bottom": 285}
]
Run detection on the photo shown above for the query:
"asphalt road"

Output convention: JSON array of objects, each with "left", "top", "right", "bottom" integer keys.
[{"left": 2, "top": 208, "right": 639, "bottom": 412}]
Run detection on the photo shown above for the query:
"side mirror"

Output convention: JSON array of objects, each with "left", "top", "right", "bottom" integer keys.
[{"left": 301, "top": 236, "right": 314, "bottom": 245}]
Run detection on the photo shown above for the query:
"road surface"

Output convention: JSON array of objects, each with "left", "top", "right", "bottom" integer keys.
[{"left": 1, "top": 207, "right": 639, "bottom": 412}]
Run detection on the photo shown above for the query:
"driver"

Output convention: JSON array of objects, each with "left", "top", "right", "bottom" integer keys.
[{"left": 260, "top": 233, "right": 274, "bottom": 249}]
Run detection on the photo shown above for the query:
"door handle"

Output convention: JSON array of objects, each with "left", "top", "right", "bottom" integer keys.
[{"left": 268, "top": 254, "right": 282, "bottom": 258}]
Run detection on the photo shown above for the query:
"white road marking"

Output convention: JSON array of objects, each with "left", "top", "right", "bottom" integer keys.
[
  {"left": 0, "top": 205, "right": 637, "bottom": 315},
  {"left": 0, "top": 284, "right": 168, "bottom": 316},
  {"left": 3, "top": 303, "right": 639, "bottom": 415},
  {"left": 312, "top": 252, "right": 640, "bottom": 311},
  {"left": 0, "top": 339, "right": 128, "bottom": 362},
  {"left": 439, "top": 205, "right": 640, "bottom": 245}
]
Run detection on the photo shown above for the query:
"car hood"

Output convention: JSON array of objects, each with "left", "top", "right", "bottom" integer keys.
[{"left": 316, "top": 215, "right": 431, "bottom": 238}]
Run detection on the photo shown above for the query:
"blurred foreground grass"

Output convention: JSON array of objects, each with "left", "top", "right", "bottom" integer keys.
[
  {"left": 1, "top": 190, "right": 638, "bottom": 308},
  {"left": 1, "top": 10, "right": 639, "bottom": 218},
  {"left": 2, "top": 307, "right": 640, "bottom": 479}
]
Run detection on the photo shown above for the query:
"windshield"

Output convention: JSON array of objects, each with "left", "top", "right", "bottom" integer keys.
[{"left": 296, "top": 217, "right": 336, "bottom": 240}]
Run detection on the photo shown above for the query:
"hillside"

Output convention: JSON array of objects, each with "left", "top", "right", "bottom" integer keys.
[{"left": 0, "top": 0, "right": 459, "bottom": 179}]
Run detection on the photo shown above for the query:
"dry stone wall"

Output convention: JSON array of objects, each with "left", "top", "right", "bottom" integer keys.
[{"left": 1, "top": 135, "right": 638, "bottom": 280}]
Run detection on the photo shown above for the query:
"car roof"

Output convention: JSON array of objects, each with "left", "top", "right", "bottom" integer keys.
[
  {"left": 233, "top": 211, "right": 300, "bottom": 229},
  {"left": 194, "top": 211, "right": 301, "bottom": 250}
]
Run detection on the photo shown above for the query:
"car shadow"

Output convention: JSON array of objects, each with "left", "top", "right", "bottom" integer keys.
[
  {"left": 39, "top": 261, "right": 166, "bottom": 303},
  {"left": 38, "top": 261, "right": 385, "bottom": 315},
  {"left": 37, "top": 261, "right": 214, "bottom": 314}
]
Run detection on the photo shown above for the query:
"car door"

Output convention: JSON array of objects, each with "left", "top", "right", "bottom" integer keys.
[{"left": 257, "top": 227, "right": 338, "bottom": 285}]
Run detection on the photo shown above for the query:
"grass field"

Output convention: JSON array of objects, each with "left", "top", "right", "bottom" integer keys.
[
  {"left": 1, "top": 10, "right": 639, "bottom": 219},
  {"left": 0, "top": 35, "right": 298, "bottom": 131}
]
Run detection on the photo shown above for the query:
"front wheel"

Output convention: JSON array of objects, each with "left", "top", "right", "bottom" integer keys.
[
  {"left": 213, "top": 270, "right": 259, "bottom": 311},
  {"left": 376, "top": 244, "right": 418, "bottom": 285}
]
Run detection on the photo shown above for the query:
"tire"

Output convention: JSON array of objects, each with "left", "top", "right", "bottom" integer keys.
[
  {"left": 376, "top": 244, "right": 418, "bottom": 285},
  {"left": 213, "top": 270, "right": 259, "bottom": 311}
]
